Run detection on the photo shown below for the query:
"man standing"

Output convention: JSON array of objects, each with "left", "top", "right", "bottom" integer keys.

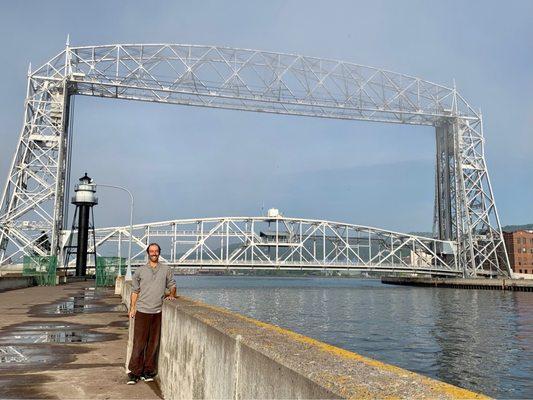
[{"left": 127, "top": 243, "right": 176, "bottom": 384}]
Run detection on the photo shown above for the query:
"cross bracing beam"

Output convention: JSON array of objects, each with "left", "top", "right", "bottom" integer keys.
[
  {"left": 89, "top": 216, "right": 461, "bottom": 276},
  {"left": 30, "top": 44, "right": 479, "bottom": 125},
  {"left": 0, "top": 43, "right": 511, "bottom": 277}
]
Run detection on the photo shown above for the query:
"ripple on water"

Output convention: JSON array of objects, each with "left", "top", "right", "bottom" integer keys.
[{"left": 177, "top": 276, "right": 533, "bottom": 399}]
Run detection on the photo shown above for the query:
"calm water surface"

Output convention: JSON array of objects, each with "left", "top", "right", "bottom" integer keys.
[{"left": 175, "top": 276, "right": 532, "bottom": 399}]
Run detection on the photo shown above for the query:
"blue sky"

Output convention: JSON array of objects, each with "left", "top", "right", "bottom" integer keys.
[{"left": 0, "top": 1, "right": 531, "bottom": 232}]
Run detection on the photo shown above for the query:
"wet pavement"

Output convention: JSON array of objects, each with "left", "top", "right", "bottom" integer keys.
[
  {"left": 0, "top": 328, "right": 115, "bottom": 344},
  {"left": 0, "top": 344, "right": 88, "bottom": 369},
  {"left": 0, "top": 280, "right": 162, "bottom": 399},
  {"left": 28, "top": 288, "right": 127, "bottom": 316},
  {"left": 30, "top": 300, "right": 127, "bottom": 315}
]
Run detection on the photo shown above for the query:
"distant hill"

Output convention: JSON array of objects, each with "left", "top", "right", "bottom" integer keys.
[
  {"left": 501, "top": 223, "right": 533, "bottom": 232},
  {"left": 408, "top": 232, "right": 434, "bottom": 238},
  {"left": 409, "top": 224, "right": 533, "bottom": 237}
]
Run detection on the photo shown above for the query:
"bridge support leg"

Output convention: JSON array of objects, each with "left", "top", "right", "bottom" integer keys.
[{"left": 434, "top": 118, "right": 511, "bottom": 277}]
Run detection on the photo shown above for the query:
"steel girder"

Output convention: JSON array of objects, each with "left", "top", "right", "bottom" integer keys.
[
  {"left": 433, "top": 116, "right": 510, "bottom": 276},
  {"left": 87, "top": 216, "right": 461, "bottom": 276},
  {"left": 0, "top": 43, "right": 510, "bottom": 276},
  {"left": 0, "top": 61, "right": 71, "bottom": 264}
]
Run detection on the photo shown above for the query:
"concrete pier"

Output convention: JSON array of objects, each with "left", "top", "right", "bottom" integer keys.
[
  {"left": 0, "top": 278, "right": 490, "bottom": 399},
  {"left": 121, "top": 281, "right": 487, "bottom": 399},
  {"left": 0, "top": 281, "right": 161, "bottom": 399},
  {"left": 382, "top": 276, "right": 533, "bottom": 291}
]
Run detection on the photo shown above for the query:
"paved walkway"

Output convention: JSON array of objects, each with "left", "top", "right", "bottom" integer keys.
[{"left": 0, "top": 281, "right": 161, "bottom": 399}]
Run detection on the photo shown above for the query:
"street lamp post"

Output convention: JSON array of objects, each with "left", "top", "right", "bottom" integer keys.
[{"left": 98, "top": 184, "right": 134, "bottom": 281}]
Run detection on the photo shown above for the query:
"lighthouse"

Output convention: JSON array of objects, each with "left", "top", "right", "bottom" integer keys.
[{"left": 71, "top": 173, "right": 98, "bottom": 277}]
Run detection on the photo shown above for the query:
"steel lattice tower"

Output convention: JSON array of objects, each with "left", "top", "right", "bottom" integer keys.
[{"left": 0, "top": 42, "right": 511, "bottom": 277}]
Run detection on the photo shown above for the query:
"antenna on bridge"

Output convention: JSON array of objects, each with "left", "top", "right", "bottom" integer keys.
[
  {"left": 452, "top": 78, "right": 458, "bottom": 114},
  {"left": 66, "top": 34, "right": 70, "bottom": 47},
  {"left": 27, "top": 62, "right": 31, "bottom": 76}
]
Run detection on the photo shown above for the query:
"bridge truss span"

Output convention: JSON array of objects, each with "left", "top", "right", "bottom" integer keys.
[
  {"left": 0, "top": 42, "right": 511, "bottom": 277},
  {"left": 91, "top": 216, "right": 461, "bottom": 276},
  {"left": 32, "top": 43, "right": 479, "bottom": 125}
]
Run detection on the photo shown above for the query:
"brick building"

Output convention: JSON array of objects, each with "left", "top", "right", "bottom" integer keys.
[{"left": 503, "top": 230, "right": 533, "bottom": 274}]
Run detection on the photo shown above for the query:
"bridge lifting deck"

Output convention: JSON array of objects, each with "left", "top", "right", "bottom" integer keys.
[{"left": 85, "top": 215, "right": 462, "bottom": 276}]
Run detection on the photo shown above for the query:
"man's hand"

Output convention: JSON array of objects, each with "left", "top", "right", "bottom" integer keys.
[
  {"left": 164, "top": 294, "right": 177, "bottom": 301},
  {"left": 165, "top": 286, "right": 178, "bottom": 301},
  {"left": 129, "top": 306, "right": 136, "bottom": 319}
]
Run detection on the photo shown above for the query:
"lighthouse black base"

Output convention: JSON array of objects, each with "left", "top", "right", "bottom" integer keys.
[
  {"left": 63, "top": 173, "right": 98, "bottom": 278},
  {"left": 75, "top": 204, "right": 91, "bottom": 277}
]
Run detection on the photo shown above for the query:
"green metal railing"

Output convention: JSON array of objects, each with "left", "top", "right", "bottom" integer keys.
[
  {"left": 23, "top": 255, "right": 57, "bottom": 286},
  {"left": 96, "top": 257, "right": 125, "bottom": 287}
]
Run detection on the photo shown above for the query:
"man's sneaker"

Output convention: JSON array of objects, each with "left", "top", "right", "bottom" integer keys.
[
  {"left": 141, "top": 372, "right": 156, "bottom": 382},
  {"left": 127, "top": 373, "right": 139, "bottom": 385}
]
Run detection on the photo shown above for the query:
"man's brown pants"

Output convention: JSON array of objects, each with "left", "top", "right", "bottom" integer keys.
[{"left": 128, "top": 311, "right": 162, "bottom": 377}]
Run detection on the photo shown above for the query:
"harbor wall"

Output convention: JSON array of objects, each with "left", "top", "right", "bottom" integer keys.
[
  {"left": 382, "top": 276, "right": 533, "bottom": 291},
  {"left": 0, "top": 276, "right": 35, "bottom": 292},
  {"left": 120, "top": 280, "right": 485, "bottom": 399}
]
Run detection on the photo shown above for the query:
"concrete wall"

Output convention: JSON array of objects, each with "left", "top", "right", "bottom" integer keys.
[
  {"left": 0, "top": 263, "right": 23, "bottom": 277},
  {"left": 120, "top": 280, "right": 485, "bottom": 400},
  {"left": 513, "top": 272, "right": 533, "bottom": 280},
  {"left": 0, "top": 276, "right": 35, "bottom": 292},
  {"left": 382, "top": 276, "right": 533, "bottom": 291},
  {"left": 115, "top": 275, "right": 125, "bottom": 295}
]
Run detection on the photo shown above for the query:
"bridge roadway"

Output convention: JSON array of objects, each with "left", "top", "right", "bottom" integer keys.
[{"left": 87, "top": 215, "right": 462, "bottom": 277}]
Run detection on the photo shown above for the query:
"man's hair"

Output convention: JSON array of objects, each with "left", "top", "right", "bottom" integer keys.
[{"left": 146, "top": 242, "right": 161, "bottom": 254}]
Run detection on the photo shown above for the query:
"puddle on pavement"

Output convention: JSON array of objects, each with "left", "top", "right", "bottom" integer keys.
[
  {"left": 108, "top": 320, "right": 129, "bottom": 328},
  {"left": 0, "top": 346, "right": 28, "bottom": 363},
  {"left": 48, "top": 302, "right": 126, "bottom": 314},
  {"left": 30, "top": 296, "right": 127, "bottom": 315},
  {"left": 61, "top": 287, "right": 110, "bottom": 298},
  {"left": 53, "top": 300, "right": 100, "bottom": 314},
  {"left": 9, "top": 322, "right": 80, "bottom": 331},
  {"left": 0, "top": 320, "right": 119, "bottom": 345},
  {"left": 0, "top": 344, "right": 84, "bottom": 369},
  {"left": 0, "top": 287, "right": 124, "bottom": 369},
  {"left": 0, "top": 321, "right": 119, "bottom": 368},
  {"left": 0, "top": 330, "right": 111, "bottom": 344}
]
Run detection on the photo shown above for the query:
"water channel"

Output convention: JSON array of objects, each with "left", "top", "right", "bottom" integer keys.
[{"left": 175, "top": 275, "right": 533, "bottom": 399}]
